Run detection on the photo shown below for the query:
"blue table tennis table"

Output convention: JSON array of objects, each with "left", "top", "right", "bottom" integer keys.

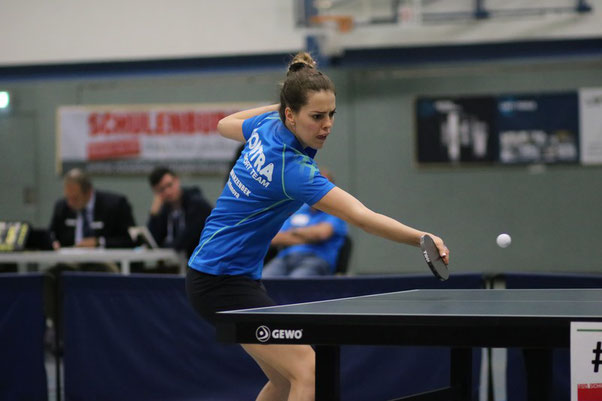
[{"left": 216, "top": 288, "right": 602, "bottom": 401}]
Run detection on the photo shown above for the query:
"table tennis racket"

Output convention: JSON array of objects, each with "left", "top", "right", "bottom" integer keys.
[{"left": 420, "top": 234, "right": 449, "bottom": 281}]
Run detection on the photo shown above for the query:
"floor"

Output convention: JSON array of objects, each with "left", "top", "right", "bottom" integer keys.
[{"left": 45, "top": 348, "right": 508, "bottom": 401}]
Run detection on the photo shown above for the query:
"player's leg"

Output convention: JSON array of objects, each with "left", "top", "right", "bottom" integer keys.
[
  {"left": 246, "top": 351, "right": 291, "bottom": 401},
  {"left": 242, "top": 344, "right": 315, "bottom": 401}
]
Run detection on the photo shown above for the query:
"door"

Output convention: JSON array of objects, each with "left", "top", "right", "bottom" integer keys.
[{"left": 0, "top": 113, "right": 38, "bottom": 223}]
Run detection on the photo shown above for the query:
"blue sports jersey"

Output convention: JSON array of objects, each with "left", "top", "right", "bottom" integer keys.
[
  {"left": 276, "top": 204, "right": 347, "bottom": 272},
  {"left": 188, "top": 111, "right": 335, "bottom": 279}
]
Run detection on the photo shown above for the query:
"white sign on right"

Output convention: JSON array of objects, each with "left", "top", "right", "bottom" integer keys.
[
  {"left": 579, "top": 88, "right": 602, "bottom": 165},
  {"left": 571, "top": 322, "right": 602, "bottom": 401}
]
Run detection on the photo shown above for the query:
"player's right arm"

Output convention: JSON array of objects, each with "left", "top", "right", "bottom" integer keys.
[
  {"left": 313, "top": 187, "right": 449, "bottom": 263},
  {"left": 217, "top": 104, "right": 280, "bottom": 142}
]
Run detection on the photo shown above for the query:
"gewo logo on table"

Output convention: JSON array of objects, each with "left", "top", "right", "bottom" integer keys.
[{"left": 255, "top": 325, "right": 303, "bottom": 342}]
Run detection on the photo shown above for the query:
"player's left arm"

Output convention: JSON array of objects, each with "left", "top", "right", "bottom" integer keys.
[{"left": 313, "top": 187, "right": 449, "bottom": 263}]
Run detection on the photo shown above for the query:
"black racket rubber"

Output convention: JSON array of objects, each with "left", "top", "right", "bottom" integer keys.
[{"left": 420, "top": 234, "right": 449, "bottom": 281}]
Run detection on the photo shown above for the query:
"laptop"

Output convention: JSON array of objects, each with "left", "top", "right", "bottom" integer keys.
[
  {"left": 25, "top": 228, "right": 54, "bottom": 250},
  {"left": 128, "top": 226, "right": 159, "bottom": 249}
]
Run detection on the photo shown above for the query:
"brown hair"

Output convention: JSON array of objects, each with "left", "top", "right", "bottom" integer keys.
[
  {"left": 149, "top": 166, "right": 176, "bottom": 187},
  {"left": 64, "top": 168, "right": 93, "bottom": 193},
  {"left": 279, "top": 52, "right": 335, "bottom": 122}
]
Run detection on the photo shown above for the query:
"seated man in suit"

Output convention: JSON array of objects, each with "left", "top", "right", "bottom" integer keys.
[
  {"left": 263, "top": 171, "right": 348, "bottom": 277},
  {"left": 45, "top": 168, "right": 137, "bottom": 353},
  {"left": 147, "top": 167, "right": 213, "bottom": 258},
  {"left": 49, "top": 168, "right": 136, "bottom": 249}
]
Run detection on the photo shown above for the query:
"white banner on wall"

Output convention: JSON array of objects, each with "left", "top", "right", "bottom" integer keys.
[
  {"left": 57, "top": 103, "right": 261, "bottom": 174},
  {"left": 571, "top": 322, "right": 602, "bottom": 401},
  {"left": 579, "top": 88, "right": 602, "bottom": 165}
]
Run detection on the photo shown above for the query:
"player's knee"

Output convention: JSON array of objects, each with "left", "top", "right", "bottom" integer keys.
[
  {"left": 301, "top": 373, "right": 315, "bottom": 391},
  {"left": 266, "top": 380, "right": 290, "bottom": 398},
  {"left": 290, "top": 375, "right": 314, "bottom": 400},
  {"left": 290, "top": 356, "right": 315, "bottom": 390}
]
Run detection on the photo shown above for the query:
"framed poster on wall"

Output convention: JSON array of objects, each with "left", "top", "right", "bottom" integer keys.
[
  {"left": 415, "top": 96, "right": 498, "bottom": 164},
  {"left": 415, "top": 91, "right": 580, "bottom": 166},
  {"left": 497, "top": 92, "right": 579, "bottom": 164}
]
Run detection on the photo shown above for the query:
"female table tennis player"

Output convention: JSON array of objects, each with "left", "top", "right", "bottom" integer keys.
[{"left": 186, "top": 51, "right": 450, "bottom": 401}]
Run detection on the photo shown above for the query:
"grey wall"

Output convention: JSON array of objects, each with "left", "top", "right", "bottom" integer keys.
[
  {"left": 1, "top": 58, "right": 601, "bottom": 274},
  {"left": 347, "top": 60, "right": 602, "bottom": 274}
]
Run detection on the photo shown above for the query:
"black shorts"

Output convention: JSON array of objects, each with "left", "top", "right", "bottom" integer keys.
[{"left": 185, "top": 267, "right": 277, "bottom": 324}]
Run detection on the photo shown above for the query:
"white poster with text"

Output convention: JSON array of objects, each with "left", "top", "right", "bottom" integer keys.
[
  {"left": 571, "top": 322, "right": 602, "bottom": 401},
  {"left": 57, "top": 103, "right": 261, "bottom": 174},
  {"left": 579, "top": 88, "right": 602, "bottom": 165}
]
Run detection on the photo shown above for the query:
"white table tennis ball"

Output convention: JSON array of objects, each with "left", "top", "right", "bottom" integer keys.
[{"left": 496, "top": 233, "right": 511, "bottom": 248}]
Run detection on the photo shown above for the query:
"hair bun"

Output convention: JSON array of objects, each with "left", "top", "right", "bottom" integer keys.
[
  {"left": 288, "top": 61, "right": 310, "bottom": 73},
  {"left": 287, "top": 52, "right": 317, "bottom": 74}
]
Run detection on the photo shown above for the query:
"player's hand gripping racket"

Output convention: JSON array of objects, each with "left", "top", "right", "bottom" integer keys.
[{"left": 420, "top": 234, "right": 449, "bottom": 281}]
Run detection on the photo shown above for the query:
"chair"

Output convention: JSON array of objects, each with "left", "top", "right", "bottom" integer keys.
[{"left": 334, "top": 235, "right": 353, "bottom": 275}]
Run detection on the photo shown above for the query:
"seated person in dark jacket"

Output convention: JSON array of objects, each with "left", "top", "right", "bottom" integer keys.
[
  {"left": 147, "top": 167, "right": 213, "bottom": 258},
  {"left": 45, "top": 168, "right": 136, "bottom": 345},
  {"left": 49, "top": 168, "right": 136, "bottom": 249}
]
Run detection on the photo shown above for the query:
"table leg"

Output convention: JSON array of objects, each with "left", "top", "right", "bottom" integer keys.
[
  {"left": 18, "top": 262, "right": 27, "bottom": 274},
  {"left": 450, "top": 348, "right": 473, "bottom": 401},
  {"left": 121, "top": 260, "right": 130, "bottom": 275},
  {"left": 178, "top": 253, "right": 187, "bottom": 275},
  {"left": 385, "top": 348, "right": 472, "bottom": 401},
  {"left": 523, "top": 348, "right": 553, "bottom": 401},
  {"left": 315, "top": 345, "right": 340, "bottom": 401}
]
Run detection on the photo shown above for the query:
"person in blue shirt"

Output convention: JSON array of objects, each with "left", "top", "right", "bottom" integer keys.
[
  {"left": 186, "top": 52, "right": 450, "bottom": 401},
  {"left": 263, "top": 171, "right": 347, "bottom": 277}
]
